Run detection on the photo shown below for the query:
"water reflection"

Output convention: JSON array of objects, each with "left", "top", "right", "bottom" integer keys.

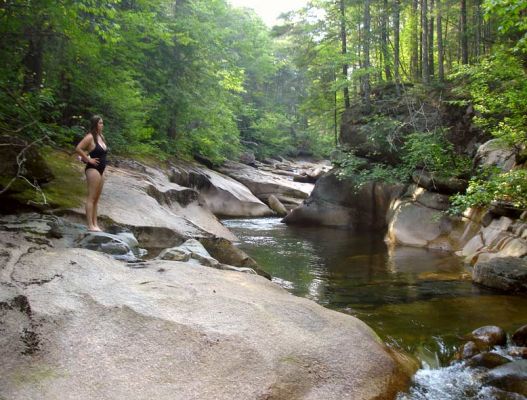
[{"left": 223, "top": 217, "right": 527, "bottom": 358}]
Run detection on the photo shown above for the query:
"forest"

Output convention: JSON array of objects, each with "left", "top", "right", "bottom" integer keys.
[{"left": 1, "top": 0, "right": 526, "bottom": 209}]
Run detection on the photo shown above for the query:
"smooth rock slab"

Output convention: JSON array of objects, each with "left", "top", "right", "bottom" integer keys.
[
  {"left": 0, "top": 245, "right": 412, "bottom": 400},
  {"left": 485, "top": 360, "right": 527, "bottom": 397},
  {"left": 473, "top": 257, "right": 527, "bottom": 293}
]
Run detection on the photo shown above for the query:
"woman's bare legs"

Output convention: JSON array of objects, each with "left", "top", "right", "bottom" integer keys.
[
  {"left": 92, "top": 173, "right": 104, "bottom": 230},
  {"left": 85, "top": 169, "right": 103, "bottom": 231}
]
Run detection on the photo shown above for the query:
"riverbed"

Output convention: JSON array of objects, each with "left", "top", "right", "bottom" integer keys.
[{"left": 223, "top": 217, "right": 527, "bottom": 398}]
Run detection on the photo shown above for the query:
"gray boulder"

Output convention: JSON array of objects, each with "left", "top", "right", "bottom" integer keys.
[
  {"left": 512, "top": 325, "right": 527, "bottom": 347},
  {"left": 217, "top": 160, "right": 313, "bottom": 209},
  {"left": 476, "top": 139, "right": 516, "bottom": 171},
  {"left": 485, "top": 360, "right": 527, "bottom": 397},
  {"left": 169, "top": 162, "right": 273, "bottom": 217},
  {"left": 473, "top": 257, "right": 527, "bottom": 293},
  {"left": 284, "top": 170, "right": 403, "bottom": 230},
  {"left": 0, "top": 237, "right": 414, "bottom": 400},
  {"left": 268, "top": 194, "right": 288, "bottom": 216}
]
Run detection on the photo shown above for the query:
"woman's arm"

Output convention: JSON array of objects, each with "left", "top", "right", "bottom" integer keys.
[{"left": 75, "top": 134, "right": 98, "bottom": 165}]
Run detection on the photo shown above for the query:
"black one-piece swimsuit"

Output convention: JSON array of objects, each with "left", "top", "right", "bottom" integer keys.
[{"left": 85, "top": 140, "right": 108, "bottom": 175}]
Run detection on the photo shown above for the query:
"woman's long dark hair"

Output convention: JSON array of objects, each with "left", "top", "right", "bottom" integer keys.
[{"left": 89, "top": 115, "right": 103, "bottom": 143}]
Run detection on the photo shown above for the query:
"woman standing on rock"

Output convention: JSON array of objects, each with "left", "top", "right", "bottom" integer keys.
[{"left": 75, "top": 115, "right": 108, "bottom": 232}]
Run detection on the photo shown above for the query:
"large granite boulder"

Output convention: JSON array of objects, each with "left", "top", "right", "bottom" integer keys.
[
  {"left": 68, "top": 164, "right": 237, "bottom": 248},
  {"left": 412, "top": 169, "right": 468, "bottom": 195},
  {"left": 0, "top": 233, "right": 414, "bottom": 400},
  {"left": 387, "top": 186, "right": 465, "bottom": 250},
  {"left": 169, "top": 162, "right": 273, "bottom": 217},
  {"left": 217, "top": 160, "right": 314, "bottom": 209},
  {"left": 284, "top": 170, "right": 403, "bottom": 230},
  {"left": 473, "top": 257, "right": 527, "bottom": 293},
  {"left": 475, "top": 139, "right": 516, "bottom": 171}
]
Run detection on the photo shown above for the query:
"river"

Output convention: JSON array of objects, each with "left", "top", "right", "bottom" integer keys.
[{"left": 223, "top": 217, "right": 527, "bottom": 399}]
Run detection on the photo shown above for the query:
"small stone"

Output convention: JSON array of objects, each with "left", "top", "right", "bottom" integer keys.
[
  {"left": 512, "top": 325, "right": 527, "bottom": 347},
  {"left": 508, "top": 347, "right": 527, "bottom": 359},
  {"left": 460, "top": 341, "right": 480, "bottom": 359},
  {"left": 466, "top": 352, "right": 511, "bottom": 369},
  {"left": 469, "top": 326, "right": 507, "bottom": 347}
]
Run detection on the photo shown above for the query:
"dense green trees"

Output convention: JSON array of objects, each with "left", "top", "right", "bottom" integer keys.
[
  {"left": 1, "top": 0, "right": 526, "bottom": 177},
  {"left": 0, "top": 0, "right": 311, "bottom": 163}
]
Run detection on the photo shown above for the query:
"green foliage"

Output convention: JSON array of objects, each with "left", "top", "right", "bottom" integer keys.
[
  {"left": 450, "top": 51, "right": 527, "bottom": 147},
  {"left": 358, "top": 115, "right": 403, "bottom": 158},
  {"left": 334, "top": 124, "right": 471, "bottom": 190},
  {"left": 402, "top": 130, "right": 472, "bottom": 178},
  {"left": 333, "top": 151, "right": 407, "bottom": 190},
  {"left": 450, "top": 168, "right": 527, "bottom": 214},
  {"left": 249, "top": 112, "right": 294, "bottom": 158},
  {"left": 484, "top": 0, "right": 527, "bottom": 52}
]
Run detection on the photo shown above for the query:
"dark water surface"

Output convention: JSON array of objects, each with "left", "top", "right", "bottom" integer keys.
[{"left": 223, "top": 217, "right": 527, "bottom": 365}]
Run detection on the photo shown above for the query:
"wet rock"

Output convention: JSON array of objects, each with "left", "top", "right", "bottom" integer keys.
[
  {"left": 466, "top": 352, "right": 511, "bottom": 369},
  {"left": 512, "top": 325, "right": 527, "bottom": 347},
  {"left": 473, "top": 257, "right": 527, "bottom": 293},
  {"left": 508, "top": 347, "right": 527, "bottom": 359},
  {"left": 469, "top": 326, "right": 507, "bottom": 347},
  {"left": 268, "top": 194, "right": 288, "bottom": 216},
  {"left": 481, "top": 387, "right": 527, "bottom": 400},
  {"left": 485, "top": 360, "right": 527, "bottom": 397},
  {"left": 459, "top": 341, "right": 481, "bottom": 359}
]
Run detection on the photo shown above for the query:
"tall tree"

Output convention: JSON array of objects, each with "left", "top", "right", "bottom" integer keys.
[
  {"left": 363, "top": 0, "right": 371, "bottom": 110},
  {"left": 460, "top": 0, "right": 469, "bottom": 64},
  {"left": 436, "top": 0, "right": 445, "bottom": 81},
  {"left": 411, "top": 0, "right": 420, "bottom": 79},
  {"left": 421, "top": 0, "right": 430, "bottom": 82},
  {"left": 339, "top": 0, "right": 351, "bottom": 109},
  {"left": 381, "top": 0, "right": 392, "bottom": 80},
  {"left": 428, "top": 0, "right": 435, "bottom": 76},
  {"left": 393, "top": 0, "right": 401, "bottom": 94}
]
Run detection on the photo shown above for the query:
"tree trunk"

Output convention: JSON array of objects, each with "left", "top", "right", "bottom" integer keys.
[
  {"left": 411, "top": 0, "right": 419, "bottom": 80},
  {"left": 460, "top": 0, "right": 468, "bottom": 64},
  {"left": 22, "top": 30, "right": 44, "bottom": 92},
  {"left": 167, "top": 116, "right": 177, "bottom": 140},
  {"left": 394, "top": 0, "right": 401, "bottom": 94},
  {"left": 339, "top": 0, "right": 351, "bottom": 110},
  {"left": 381, "top": 0, "right": 392, "bottom": 80},
  {"left": 436, "top": 0, "right": 444, "bottom": 81},
  {"left": 363, "top": 0, "right": 371, "bottom": 111},
  {"left": 428, "top": 0, "right": 434, "bottom": 77},
  {"left": 421, "top": 0, "right": 429, "bottom": 83},
  {"left": 474, "top": 0, "right": 482, "bottom": 58}
]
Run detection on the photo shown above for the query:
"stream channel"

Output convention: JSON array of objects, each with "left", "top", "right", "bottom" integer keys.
[{"left": 223, "top": 217, "right": 527, "bottom": 400}]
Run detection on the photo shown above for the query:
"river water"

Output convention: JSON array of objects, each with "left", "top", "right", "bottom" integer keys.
[{"left": 223, "top": 217, "right": 527, "bottom": 399}]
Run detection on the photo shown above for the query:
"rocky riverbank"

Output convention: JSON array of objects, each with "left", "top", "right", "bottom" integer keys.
[
  {"left": 284, "top": 139, "right": 527, "bottom": 295},
  {"left": 0, "top": 152, "right": 413, "bottom": 399}
]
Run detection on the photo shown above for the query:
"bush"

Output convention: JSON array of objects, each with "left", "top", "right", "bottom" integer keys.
[{"left": 449, "top": 168, "right": 527, "bottom": 215}]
